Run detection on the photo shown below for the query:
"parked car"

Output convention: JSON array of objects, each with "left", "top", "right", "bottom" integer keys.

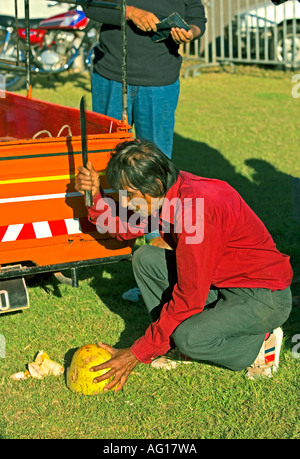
[
  {"left": 1, "top": 0, "right": 70, "bottom": 19},
  {"left": 229, "top": 0, "right": 300, "bottom": 67}
]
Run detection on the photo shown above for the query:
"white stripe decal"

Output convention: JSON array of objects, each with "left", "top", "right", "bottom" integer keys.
[
  {"left": 0, "top": 192, "right": 82, "bottom": 205},
  {"left": 65, "top": 218, "right": 82, "bottom": 234},
  {"left": 33, "top": 221, "right": 52, "bottom": 239},
  {"left": 0, "top": 217, "right": 91, "bottom": 243},
  {"left": 1, "top": 224, "right": 24, "bottom": 242},
  {"left": 0, "top": 190, "right": 113, "bottom": 204}
]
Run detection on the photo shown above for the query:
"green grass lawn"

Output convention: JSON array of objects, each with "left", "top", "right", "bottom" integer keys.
[{"left": 0, "top": 66, "right": 299, "bottom": 439}]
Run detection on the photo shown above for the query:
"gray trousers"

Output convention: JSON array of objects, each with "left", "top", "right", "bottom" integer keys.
[{"left": 132, "top": 245, "right": 292, "bottom": 371}]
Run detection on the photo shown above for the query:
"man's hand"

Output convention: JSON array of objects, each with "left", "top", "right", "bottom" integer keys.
[
  {"left": 127, "top": 7, "right": 160, "bottom": 32},
  {"left": 90, "top": 342, "right": 139, "bottom": 392},
  {"left": 75, "top": 161, "right": 100, "bottom": 198},
  {"left": 171, "top": 25, "right": 201, "bottom": 44}
]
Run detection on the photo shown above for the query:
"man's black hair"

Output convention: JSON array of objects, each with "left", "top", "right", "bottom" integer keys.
[{"left": 106, "top": 139, "right": 180, "bottom": 197}]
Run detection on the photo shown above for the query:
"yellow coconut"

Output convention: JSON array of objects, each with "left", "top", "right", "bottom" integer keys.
[{"left": 66, "top": 344, "right": 113, "bottom": 395}]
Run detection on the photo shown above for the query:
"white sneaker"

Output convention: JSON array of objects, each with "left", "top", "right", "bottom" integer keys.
[
  {"left": 246, "top": 327, "right": 283, "bottom": 380},
  {"left": 150, "top": 348, "right": 193, "bottom": 370}
]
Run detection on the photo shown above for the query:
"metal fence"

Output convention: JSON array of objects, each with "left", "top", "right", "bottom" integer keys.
[{"left": 182, "top": 0, "right": 300, "bottom": 77}]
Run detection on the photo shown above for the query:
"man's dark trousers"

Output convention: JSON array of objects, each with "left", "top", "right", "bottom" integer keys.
[{"left": 132, "top": 245, "right": 292, "bottom": 370}]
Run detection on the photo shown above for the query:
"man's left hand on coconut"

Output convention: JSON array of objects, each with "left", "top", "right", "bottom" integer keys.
[{"left": 90, "top": 342, "right": 139, "bottom": 392}]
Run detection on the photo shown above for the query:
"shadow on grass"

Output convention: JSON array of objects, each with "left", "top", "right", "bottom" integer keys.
[
  {"left": 64, "top": 346, "right": 80, "bottom": 369},
  {"left": 29, "top": 71, "right": 92, "bottom": 93},
  {"left": 87, "top": 259, "right": 151, "bottom": 348}
]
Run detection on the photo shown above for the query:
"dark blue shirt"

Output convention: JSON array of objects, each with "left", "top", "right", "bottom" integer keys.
[{"left": 84, "top": 0, "right": 206, "bottom": 86}]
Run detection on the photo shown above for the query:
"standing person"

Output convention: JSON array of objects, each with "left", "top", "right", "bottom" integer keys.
[
  {"left": 84, "top": 1, "right": 206, "bottom": 247},
  {"left": 84, "top": 0, "right": 206, "bottom": 159},
  {"left": 75, "top": 140, "right": 293, "bottom": 392}
]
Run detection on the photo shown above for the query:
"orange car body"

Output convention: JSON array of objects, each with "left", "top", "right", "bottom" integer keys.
[{"left": 0, "top": 92, "right": 133, "bottom": 272}]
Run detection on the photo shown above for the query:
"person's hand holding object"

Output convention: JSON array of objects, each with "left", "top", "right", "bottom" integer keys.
[
  {"left": 127, "top": 6, "right": 160, "bottom": 32},
  {"left": 171, "top": 25, "right": 201, "bottom": 44},
  {"left": 90, "top": 342, "right": 139, "bottom": 392},
  {"left": 75, "top": 161, "right": 100, "bottom": 198}
]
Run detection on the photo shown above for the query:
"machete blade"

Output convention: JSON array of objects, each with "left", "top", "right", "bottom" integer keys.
[{"left": 80, "top": 96, "right": 93, "bottom": 207}]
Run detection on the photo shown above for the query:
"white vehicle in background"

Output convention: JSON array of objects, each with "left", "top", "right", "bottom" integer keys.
[
  {"left": 1, "top": 0, "right": 70, "bottom": 19},
  {"left": 230, "top": 0, "right": 300, "bottom": 67}
]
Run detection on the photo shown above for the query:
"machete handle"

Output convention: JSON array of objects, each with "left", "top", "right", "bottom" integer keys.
[{"left": 85, "top": 190, "right": 93, "bottom": 207}]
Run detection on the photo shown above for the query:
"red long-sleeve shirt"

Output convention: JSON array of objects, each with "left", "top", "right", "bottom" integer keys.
[{"left": 88, "top": 171, "right": 293, "bottom": 364}]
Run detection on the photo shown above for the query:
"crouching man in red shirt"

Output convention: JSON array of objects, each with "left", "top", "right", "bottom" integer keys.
[{"left": 75, "top": 139, "right": 293, "bottom": 391}]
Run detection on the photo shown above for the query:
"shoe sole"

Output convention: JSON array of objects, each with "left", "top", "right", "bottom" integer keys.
[
  {"left": 245, "top": 327, "right": 283, "bottom": 380},
  {"left": 150, "top": 357, "right": 178, "bottom": 370},
  {"left": 150, "top": 356, "right": 193, "bottom": 370}
]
